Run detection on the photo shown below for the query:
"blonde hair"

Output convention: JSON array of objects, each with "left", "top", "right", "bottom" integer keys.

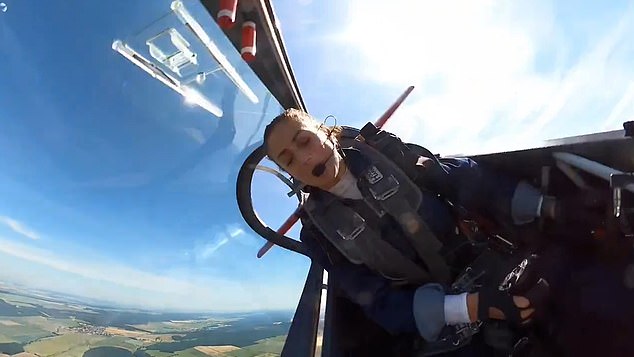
[{"left": 263, "top": 108, "right": 341, "bottom": 160}]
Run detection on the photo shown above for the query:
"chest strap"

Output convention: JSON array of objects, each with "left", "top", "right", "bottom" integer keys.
[{"left": 304, "top": 192, "right": 432, "bottom": 284}]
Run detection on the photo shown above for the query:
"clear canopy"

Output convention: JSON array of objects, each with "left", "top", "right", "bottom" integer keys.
[{"left": 0, "top": 1, "right": 308, "bottom": 355}]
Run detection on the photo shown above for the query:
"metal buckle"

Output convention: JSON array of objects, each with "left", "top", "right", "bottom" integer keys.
[
  {"left": 499, "top": 258, "right": 529, "bottom": 291},
  {"left": 450, "top": 321, "right": 482, "bottom": 346},
  {"left": 610, "top": 173, "right": 634, "bottom": 238},
  {"left": 363, "top": 198, "right": 386, "bottom": 217},
  {"left": 365, "top": 165, "right": 383, "bottom": 184},
  {"left": 611, "top": 173, "right": 634, "bottom": 218},
  {"left": 451, "top": 266, "right": 485, "bottom": 293},
  {"left": 368, "top": 174, "right": 400, "bottom": 201},
  {"left": 336, "top": 213, "right": 366, "bottom": 241}
]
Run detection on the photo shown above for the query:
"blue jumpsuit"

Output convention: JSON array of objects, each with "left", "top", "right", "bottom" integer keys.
[{"left": 299, "top": 153, "right": 544, "bottom": 342}]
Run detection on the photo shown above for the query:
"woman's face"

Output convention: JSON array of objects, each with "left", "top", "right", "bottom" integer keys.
[{"left": 267, "top": 118, "right": 342, "bottom": 189}]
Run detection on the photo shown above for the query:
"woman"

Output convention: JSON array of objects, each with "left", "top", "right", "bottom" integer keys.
[{"left": 263, "top": 109, "right": 552, "bottom": 354}]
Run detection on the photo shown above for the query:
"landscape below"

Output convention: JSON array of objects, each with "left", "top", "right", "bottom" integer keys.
[{"left": 0, "top": 285, "right": 293, "bottom": 357}]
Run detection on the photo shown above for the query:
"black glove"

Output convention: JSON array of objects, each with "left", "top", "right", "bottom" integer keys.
[{"left": 477, "top": 255, "right": 550, "bottom": 325}]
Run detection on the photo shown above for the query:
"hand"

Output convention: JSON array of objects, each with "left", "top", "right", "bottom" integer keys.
[
  {"left": 467, "top": 293, "right": 534, "bottom": 323},
  {"left": 472, "top": 277, "right": 549, "bottom": 326}
]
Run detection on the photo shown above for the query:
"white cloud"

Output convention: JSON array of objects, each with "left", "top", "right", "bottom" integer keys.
[
  {"left": 0, "top": 236, "right": 303, "bottom": 312},
  {"left": 602, "top": 81, "right": 634, "bottom": 130},
  {"left": 198, "top": 237, "right": 230, "bottom": 260},
  {"left": 184, "top": 127, "right": 206, "bottom": 144},
  {"left": 188, "top": 226, "right": 253, "bottom": 264},
  {"left": 0, "top": 238, "right": 190, "bottom": 293},
  {"left": 337, "top": 0, "right": 634, "bottom": 155},
  {"left": 0, "top": 216, "right": 40, "bottom": 240},
  {"left": 194, "top": 225, "right": 247, "bottom": 261}
]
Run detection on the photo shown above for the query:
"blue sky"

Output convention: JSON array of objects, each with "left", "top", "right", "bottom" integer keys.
[
  {"left": 276, "top": 0, "right": 634, "bottom": 154},
  {"left": 0, "top": 0, "right": 307, "bottom": 312},
  {"left": 0, "top": 0, "right": 633, "bottom": 314}
]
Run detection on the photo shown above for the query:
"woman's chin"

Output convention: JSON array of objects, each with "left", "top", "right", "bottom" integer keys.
[{"left": 323, "top": 167, "right": 341, "bottom": 188}]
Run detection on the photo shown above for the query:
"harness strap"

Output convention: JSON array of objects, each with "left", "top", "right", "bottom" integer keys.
[
  {"left": 346, "top": 141, "right": 452, "bottom": 284},
  {"left": 374, "top": 189, "right": 451, "bottom": 284},
  {"left": 303, "top": 190, "right": 433, "bottom": 284}
]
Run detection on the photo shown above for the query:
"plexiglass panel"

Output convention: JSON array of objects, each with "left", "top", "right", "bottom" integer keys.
[{"left": 0, "top": 1, "right": 308, "bottom": 356}]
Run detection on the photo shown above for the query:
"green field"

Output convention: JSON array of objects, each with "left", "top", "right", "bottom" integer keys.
[
  {"left": 173, "top": 348, "right": 210, "bottom": 357},
  {"left": 131, "top": 319, "right": 237, "bottom": 334},
  {"left": 24, "top": 334, "right": 148, "bottom": 356},
  {"left": 137, "top": 336, "right": 285, "bottom": 357},
  {"left": 0, "top": 324, "right": 52, "bottom": 344},
  {"left": 0, "top": 333, "right": 16, "bottom": 343},
  {"left": 50, "top": 344, "right": 97, "bottom": 357},
  {"left": 0, "top": 291, "right": 290, "bottom": 357},
  {"left": 0, "top": 292, "right": 89, "bottom": 313},
  {"left": 224, "top": 335, "right": 285, "bottom": 357},
  {"left": 13, "top": 316, "right": 81, "bottom": 332},
  {"left": 143, "top": 350, "right": 173, "bottom": 357},
  {"left": 24, "top": 333, "right": 106, "bottom": 356},
  {"left": 0, "top": 316, "right": 82, "bottom": 347},
  {"left": 93, "top": 336, "right": 141, "bottom": 350}
]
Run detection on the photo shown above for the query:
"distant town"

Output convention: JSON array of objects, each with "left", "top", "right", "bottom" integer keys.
[{"left": 59, "top": 323, "right": 109, "bottom": 337}]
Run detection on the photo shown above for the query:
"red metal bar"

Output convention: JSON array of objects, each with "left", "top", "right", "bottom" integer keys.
[
  {"left": 374, "top": 86, "right": 414, "bottom": 129},
  {"left": 257, "top": 85, "right": 415, "bottom": 257},
  {"left": 257, "top": 210, "right": 300, "bottom": 258}
]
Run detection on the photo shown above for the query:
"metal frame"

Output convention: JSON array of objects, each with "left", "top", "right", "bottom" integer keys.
[
  {"left": 235, "top": 143, "right": 309, "bottom": 256},
  {"left": 199, "top": 0, "right": 307, "bottom": 111},
  {"left": 471, "top": 122, "right": 634, "bottom": 181},
  {"left": 281, "top": 262, "right": 324, "bottom": 357},
  {"left": 112, "top": 39, "right": 223, "bottom": 117},
  {"left": 172, "top": 0, "right": 259, "bottom": 104},
  {"left": 553, "top": 152, "right": 634, "bottom": 193}
]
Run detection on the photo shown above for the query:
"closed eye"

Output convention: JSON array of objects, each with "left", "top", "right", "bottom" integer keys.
[{"left": 287, "top": 137, "right": 310, "bottom": 165}]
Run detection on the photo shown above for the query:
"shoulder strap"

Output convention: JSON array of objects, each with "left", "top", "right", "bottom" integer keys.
[
  {"left": 342, "top": 139, "right": 452, "bottom": 284},
  {"left": 358, "top": 122, "right": 449, "bottom": 184},
  {"left": 339, "top": 126, "right": 362, "bottom": 141},
  {"left": 303, "top": 189, "right": 433, "bottom": 284}
]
